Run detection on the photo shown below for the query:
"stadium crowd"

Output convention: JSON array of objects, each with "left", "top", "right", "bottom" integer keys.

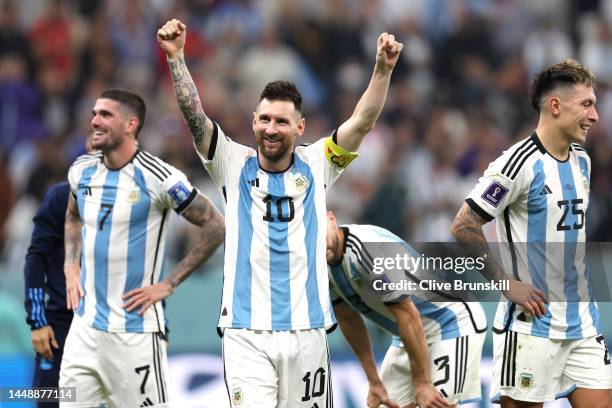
[{"left": 1, "top": 0, "right": 611, "bottom": 271}]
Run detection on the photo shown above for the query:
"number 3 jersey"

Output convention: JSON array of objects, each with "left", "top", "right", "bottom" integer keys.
[
  {"left": 67, "top": 150, "right": 197, "bottom": 333},
  {"left": 466, "top": 132, "right": 600, "bottom": 339},
  {"left": 197, "top": 123, "right": 354, "bottom": 331}
]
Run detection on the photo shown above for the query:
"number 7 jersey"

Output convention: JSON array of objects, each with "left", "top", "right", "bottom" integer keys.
[
  {"left": 197, "top": 123, "right": 355, "bottom": 331},
  {"left": 466, "top": 132, "right": 600, "bottom": 339},
  {"left": 67, "top": 150, "right": 197, "bottom": 333}
]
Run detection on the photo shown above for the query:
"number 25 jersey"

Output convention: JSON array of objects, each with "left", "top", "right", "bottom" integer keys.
[{"left": 466, "top": 132, "right": 599, "bottom": 339}]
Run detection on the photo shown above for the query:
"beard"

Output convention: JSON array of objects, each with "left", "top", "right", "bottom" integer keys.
[{"left": 257, "top": 135, "right": 292, "bottom": 162}]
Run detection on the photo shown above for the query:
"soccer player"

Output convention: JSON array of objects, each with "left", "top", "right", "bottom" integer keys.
[
  {"left": 326, "top": 211, "right": 487, "bottom": 408},
  {"left": 60, "top": 88, "right": 225, "bottom": 407},
  {"left": 24, "top": 181, "right": 72, "bottom": 408},
  {"left": 451, "top": 59, "right": 612, "bottom": 407},
  {"left": 158, "top": 18, "right": 402, "bottom": 407}
]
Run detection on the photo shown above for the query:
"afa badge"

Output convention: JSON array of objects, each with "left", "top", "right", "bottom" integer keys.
[
  {"left": 519, "top": 373, "right": 534, "bottom": 390},
  {"left": 168, "top": 181, "right": 190, "bottom": 205},
  {"left": 231, "top": 385, "right": 243, "bottom": 406},
  {"left": 126, "top": 188, "right": 141, "bottom": 204}
]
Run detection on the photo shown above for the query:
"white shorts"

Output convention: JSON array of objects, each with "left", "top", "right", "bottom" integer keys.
[
  {"left": 380, "top": 332, "right": 486, "bottom": 406},
  {"left": 491, "top": 330, "right": 612, "bottom": 403},
  {"left": 222, "top": 328, "right": 332, "bottom": 408},
  {"left": 59, "top": 316, "right": 169, "bottom": 407}
]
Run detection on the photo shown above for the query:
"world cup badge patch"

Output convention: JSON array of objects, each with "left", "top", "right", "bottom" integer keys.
[
  {"left": 519, "top": 373, "right": 534, "bottom": 390},
  {"left": 126, "top": 188, "right": 141, "bottom": 204},
  {"left": 481, "top": 181, "right": 509, "bottom": 207},
  {"left": 168, "top": 181, "right": 190, "bottom": 205}
]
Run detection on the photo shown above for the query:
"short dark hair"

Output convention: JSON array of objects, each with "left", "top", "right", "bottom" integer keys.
[
  {"left": 100, "top": 88, "right": 147, "bottom": 137},
  {"left": 529, "top": 59, "right": 596, "bottom": 113},
  {"left": 259, "top": 81, "right": 302, "bottom": 113}
]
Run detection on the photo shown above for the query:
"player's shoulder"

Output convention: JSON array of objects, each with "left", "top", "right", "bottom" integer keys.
[
  {"left": 70, "top": 151, "right": 103, "bottom": 169},
  {"left": 490, "top": 133, "right": 544, "bottom": 181},
  {"left": 133, "top": 150, "right": 183, "bottom": 183},
  {"left": 570, "top": 143, "right": 590, "bottom": 160},
  {"left": 344, "top": 224, "right": 402, "bottom": 243}
]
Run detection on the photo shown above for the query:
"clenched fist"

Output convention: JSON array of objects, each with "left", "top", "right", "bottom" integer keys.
[
  {"left": 375, "top": 32, "right": 403, "bottom": 73},
  {"left": 157, "top": 19, "right": 187, "bottom": 59}
]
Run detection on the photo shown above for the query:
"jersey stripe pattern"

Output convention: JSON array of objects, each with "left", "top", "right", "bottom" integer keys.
[
  {"left": 328, "top": 224, "right": 487, "bottom": 345},
  {"left": 68, "top": 151, "right": 196, "bottom": 333},
  {"left": 198, "top": 123, "right": 342, "bottom": 330},
  {"left": 466, "top": 132, "right": 599, "bottom": 339}
]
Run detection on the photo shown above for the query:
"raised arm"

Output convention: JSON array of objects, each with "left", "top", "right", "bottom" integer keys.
[
  {"left": 450, "top": 202, "right": 548, "bottom": 317},
  {"left": 387, "top": 300, "right": 449, "bottom": 408},
  {"left": 336, "top": 33, "right": 403, "bottom": 152},
  {"left": 334, "top": 301, "right": 399, "bottom": 408},
  {"left": 123, "top": 193, "right": 225, "bottom": 315},
  {"left": 64, "top": 194, "right": 83, "bottom": 310},
  {"left": 158, "top": 19, "right": 215, "bottom": 157}
]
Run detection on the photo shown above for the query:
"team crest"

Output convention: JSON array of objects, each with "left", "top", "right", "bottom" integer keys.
[
  {"left": 286, "top": 172, "right": 309, "bottom": 196},
  {"left": 519, "top": 373, "right": 533, "bottom": 390},
  {"left": 127, "top": 188, "right": 141, "bottom": 204},
  {"left": 231, "top": 386, "right": 243, "bottom": 405}
]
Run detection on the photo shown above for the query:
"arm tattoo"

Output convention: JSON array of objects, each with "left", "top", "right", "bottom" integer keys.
[
  {"left": 64, "top": 197, "right": 83, "bottom": 265},
  {"left": 451, "top": 204, "right": 507, "bottom": 281},
  {"left": 167, "top": 56, "right": 212, "bottom": 149},
  {"left": 168, "top": 195, "right": 225, "bottom": 288}
]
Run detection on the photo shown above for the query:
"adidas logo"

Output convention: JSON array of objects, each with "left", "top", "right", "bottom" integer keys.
[
  {"left": 248, "top": 178, "right": 260, "bottom": 187},
  {"left": 140, "top": 397, "right": 154, "bottom": 407},
  {"left": 540, "top": 184, "right": 552, "bottom": 195}
]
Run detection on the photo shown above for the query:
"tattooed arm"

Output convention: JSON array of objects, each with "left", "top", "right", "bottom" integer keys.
[
  {"left": 157, "top": 19, "right": 214, "bottom": 157},
  {"left": 64, "top": 194, "right": 84, "bottom": 310},
  {"left": 123, "top": 194, "right": 225, "bottom": 315},
  {"left": 451, "top": 202, "right": 548, "bottom": 316}
]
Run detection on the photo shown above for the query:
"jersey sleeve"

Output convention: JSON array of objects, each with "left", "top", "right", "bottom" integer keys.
[
  {"left": 194, "top": 122, "right": 252, "bottom": 190},
  {"left": 465, "top": 150, "right": 529, "bottom": 221},
  {"left": 302, "top": 131, "right": 358, "bottom": 190},
  {"left": 158, "top": 164, "right": 198, "bottom": 213}
]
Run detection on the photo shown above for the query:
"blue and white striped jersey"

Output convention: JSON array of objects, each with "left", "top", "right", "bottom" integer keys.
[
  {"left": 466, "top": 132, "right": 599, "bottom": 339},
  {"left": 328, "top": 224, "right": 487, "bottom": 345},
  {"left": 68, "top": 150, "right": 197, "bottom": 333},
  {"left": 197, "top": 123, "right": 350, "bottom": 330}
]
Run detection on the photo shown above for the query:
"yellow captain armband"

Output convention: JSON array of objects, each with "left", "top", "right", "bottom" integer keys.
[{"left": 324, "top": 136, "right": 358, "bottom": 169}]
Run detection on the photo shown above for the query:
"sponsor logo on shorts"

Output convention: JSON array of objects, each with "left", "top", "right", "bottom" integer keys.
[
  {"left": 519, "top": 373, "right": 533, "bottom": 390},
  {"left": 481, "top": 181, "right": 509, "bottom": 207},
  {"left": 231, "top": 385, "right": 243, "bottom": 405}
]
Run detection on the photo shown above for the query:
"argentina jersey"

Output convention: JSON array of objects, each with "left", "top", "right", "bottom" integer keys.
[
  {"left": 197, "top": 123, "right": 349, "bottom": 331},
  {"left": 466, "top": 132, "right": 599, "bottom": 339},
  {"left": 328, "top": 224, "right": 487, "bottom": 345},
  {"left": 67, "top": 150, "right": 197, "bottom": 333}
]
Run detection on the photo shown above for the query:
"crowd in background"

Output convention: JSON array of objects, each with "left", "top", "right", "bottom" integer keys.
[{"left": 1, "top": 0, "right": 612, "bottom": 273}]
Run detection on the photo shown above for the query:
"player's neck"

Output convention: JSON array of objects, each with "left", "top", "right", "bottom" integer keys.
[
  {"left": 535, "top": 124, "right": 570, "bottom": 161},
  {"left": 103, "top": 141, "right": 138, "bottom": 170},
  {"left": 258, "top": 151, "right": 293, "bottom": 173}
]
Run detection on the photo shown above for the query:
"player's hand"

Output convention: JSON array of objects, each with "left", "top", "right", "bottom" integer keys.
[
  {"left": 375, "top": 32, "right": 403, "bottom": 73},
  {"left": 122, "top": 281, "right": 174, "bottom": 316},
  {"left": 502, "top": 278, "right": 548, "bottom": 318},
  {"left": 64, "top": 263, "right": 84, "bottom": 310},
  {"left": 157, "top": 19, "right": 187, "bottom": 59},
  {"left": 367, "top": 381, "right": 400, "bottom": 408},
  {"left": 415, "top": 383, "right": 449, "bottom": 408},
  {"left": 31, "top": 326, "right": 59, "bottom": 360}
]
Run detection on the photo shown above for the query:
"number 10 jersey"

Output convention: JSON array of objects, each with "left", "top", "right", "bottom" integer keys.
[{"left": 198, "top": 123, "right": 350, "bottom": 331}]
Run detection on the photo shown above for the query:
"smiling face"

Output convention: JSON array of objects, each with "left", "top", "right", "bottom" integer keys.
[
  {"left": 554, "top": 83, "right": 598, "bottom": 144},
  {"left": 90, "top": 98, "right": 137, "bottom": 152},
  {"left": 252, "top": 98, "right": 304, "bottom": 171}
]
